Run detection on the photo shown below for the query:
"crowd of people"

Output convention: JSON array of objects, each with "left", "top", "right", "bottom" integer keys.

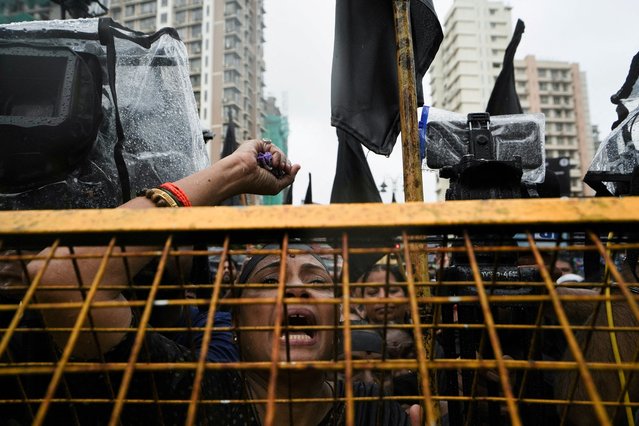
[
  {"left": 1, "top": 139, "right": 637, "bottom": 425},
  {"left": 0, "top": 140, "right": 425, "bottom": 425}
]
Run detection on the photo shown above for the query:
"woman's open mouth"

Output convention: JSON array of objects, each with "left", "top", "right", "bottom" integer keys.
[{"left": 280, "top": 308, "right": 318, "bottom": 346}]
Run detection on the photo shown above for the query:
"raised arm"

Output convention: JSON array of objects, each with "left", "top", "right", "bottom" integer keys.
[{"left": 31, "top": 139, "right": 299, "bottom": 359}]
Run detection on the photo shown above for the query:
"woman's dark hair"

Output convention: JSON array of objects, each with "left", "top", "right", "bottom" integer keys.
[
  {"left": 234, "top": 244, "right": 334, "bottom": 298},
  {"left": 361, "top": 264, "right": 405, "bottom": 290}
]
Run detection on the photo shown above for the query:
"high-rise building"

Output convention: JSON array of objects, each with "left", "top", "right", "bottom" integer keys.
[
  {"left": 1, "top": 0, "right": 267, "bottom": 165},
  {"left": 429, "top": 0, "right": 513, "bottom": 114},
  {"left": 429, "top": 0, "right": 594, "bottom": 198},
  {"left": 108, "top": 0, "right": 266, "bottom": 163},
  {"left": 515, "top": 56, "right": 595, "bottom": 196},
  {"left": 261, "top": 96, "right": 289, "bottom": 205},
  {"left": 0, "top": 0, "right": 61, "bottom": 22}
]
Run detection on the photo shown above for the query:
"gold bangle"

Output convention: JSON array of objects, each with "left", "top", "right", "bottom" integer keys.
[{"left": 144, "top": 188, "right": 179, "bottom": 208}]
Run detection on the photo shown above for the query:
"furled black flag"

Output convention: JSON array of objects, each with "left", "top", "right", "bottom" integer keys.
[
  {"left": 303, "top": 173, "right": 313, "bottom": 204},
  {"left": 331, "top": 0, "right": 443, "bottom": 156},
  {"left": 329, "top": 132, "right": 385, "bottom": 281},
  {"left": 486, "top": 19, "right": 525, "bottom": 115},
  {"left": 330, "top": 129, "right": 382, "bottom": 204},
  {"left": 220, "top": 113, "right": 243, "bottom": 206},
  {"left": 221, "top": 112, "right": 238, "bottom": 159},
  {"left": 283, "top": 184, "right": 293, "bottom": 205}
]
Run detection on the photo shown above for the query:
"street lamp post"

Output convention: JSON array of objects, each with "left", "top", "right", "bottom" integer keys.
[{"left": 378, "top": 176, "right": 403, "bottom": 203}]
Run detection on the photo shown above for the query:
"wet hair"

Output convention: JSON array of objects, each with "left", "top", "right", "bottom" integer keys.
[
  {"left": 237, "top": 244, "right": 329, "bottom": 284},
  {"left": 232, "top": 244, "right": 335, "bottom": 300}
]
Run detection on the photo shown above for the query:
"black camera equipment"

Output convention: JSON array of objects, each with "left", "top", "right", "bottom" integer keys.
[
  {"left": 0, "top": 44, "right": 103, "bottom": 192},
  {"left": 0, "top": 18, "right": 209, "bottom": 211},
  {"left": 439, "top": 113, "right": 527, "bottom": 200},
  {"left": 423, "top": 110, "right": 549, "bottom": 425},
  {"left": 424, "top": 110, "right": 546, "bottom": 200}
]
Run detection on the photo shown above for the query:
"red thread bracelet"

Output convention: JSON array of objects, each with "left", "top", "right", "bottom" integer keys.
[{"left": 159, "top": 182, "right": 192, "bottom": 207}]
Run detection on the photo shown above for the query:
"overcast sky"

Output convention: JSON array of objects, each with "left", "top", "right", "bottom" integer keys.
[{"left": 262, "top": 0, "right": 639, "bottom": 204}]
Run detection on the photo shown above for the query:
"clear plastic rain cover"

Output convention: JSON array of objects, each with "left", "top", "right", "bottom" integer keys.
[
  {"left": 586, "top": 72, "right": 639, "bottom": 196},
  {"left": 422, "top": 107, "right": 546, "bottom": 184},
  {"left": 0, "top": 18, "right": 209, "bottom": 210}
]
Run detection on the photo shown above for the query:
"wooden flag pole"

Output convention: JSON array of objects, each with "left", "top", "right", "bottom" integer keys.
[
  {"left": 393, "top": 1, "right": 439, "bottom": 424},
  {"left": 393, "top": 1, "right": 424, "bottom": 204}
]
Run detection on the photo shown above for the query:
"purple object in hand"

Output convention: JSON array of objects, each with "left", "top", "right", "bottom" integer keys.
[{"left": 257, "top": 152, "right": 285, "bottom": 178}]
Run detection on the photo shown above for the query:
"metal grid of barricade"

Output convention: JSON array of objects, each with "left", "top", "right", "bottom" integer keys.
[{"left": 0, "top": 198, "right": 638, "bottom": 426}]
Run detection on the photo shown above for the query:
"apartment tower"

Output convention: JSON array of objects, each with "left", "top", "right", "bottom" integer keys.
[
  {"left": 108, "top": 0, "right": 266, "bottom": 163},
  {"left": 515, "top": 56, "right": 594, "bottom": 196},
  {"left": 429, "top": 0, "right": 513, "bottom": 114},
  {"left": 0, "top": 0, "right": 267, "bottom": 164}
]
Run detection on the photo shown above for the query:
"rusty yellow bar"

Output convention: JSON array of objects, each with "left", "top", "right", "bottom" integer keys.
[
  {"left": 264, "top": 236, "right": 289, "bottom": 426},
  {"left": 2, "top": 198, "right": 639, "bottom": 235},
  {"left": 340, "top": 233, "right": 355, "bottom": 426},
  {"left": 186, "top": 236, "right": 231, "bottom": 425},
  {"left": 3, "top": 358, "right": 639, "bottom": 375},
  {"left": 464, "top": 231, "right": 521, "bottom": 426},
  {"left": 109, "top": 236, "right": 174, "bottom": 426},
  {"left": 526, "top": 232, "right": 611, "bottom": 426},
  {"left": 0, "top": 239, "right": 60, "bottom": 359},
  {"left": 402, "top": 232, "right": 436, "bottom": 425},
  {"left": 34, "top": 238, "right": 118, "bottom": 426},
  {"left": 0, "top": 201, "right": 628, "bottom": 237}
]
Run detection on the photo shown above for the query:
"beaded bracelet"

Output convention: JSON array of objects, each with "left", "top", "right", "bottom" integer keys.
[
  {"left": 143, "top": 188, "right": 179, "bottom": 207},
  {"left": 138, "top": 183, "right": 192, "bottom": 208}
]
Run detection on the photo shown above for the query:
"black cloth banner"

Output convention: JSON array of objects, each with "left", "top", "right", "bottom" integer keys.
[
  {"left": 331, "top": 0, "right": 442, "bottom": 156},
  {"left": 329, "top": 130, "right": 383, "bottom": 282},
  {"left": 330, "top": 130, "right": 383, "bottom": 204},
  {"left": 283, "top": 184, "right": 293, "bottom": 205}
]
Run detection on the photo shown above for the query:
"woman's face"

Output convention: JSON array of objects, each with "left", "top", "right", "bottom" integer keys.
[
  {"left": 363, "top": 269, "right": 408, "bottom": 324},
  {"left": 236, "top": 254, "right": 336, "bottom": 363}
]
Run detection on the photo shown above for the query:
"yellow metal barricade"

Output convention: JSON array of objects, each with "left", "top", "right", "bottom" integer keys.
[{"left": 0, "top": 198, "right": 638, "bottom": 426}]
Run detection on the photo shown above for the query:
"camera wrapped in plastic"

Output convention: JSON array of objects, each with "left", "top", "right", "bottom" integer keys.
[
  {"left": 421, "top": 107, "right": 546, "bottom": 185},
  {"left": 0, "top": 18, "right": 209, "bottom": 210},
  {"left": 585, "top": 54, "right": 639, "bottom": 196}
]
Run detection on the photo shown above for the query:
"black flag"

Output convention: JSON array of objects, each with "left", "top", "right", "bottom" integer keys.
[
  {"left": 303, "top": 173, "right": 313, "bottom": 205},
  {"left": 221, "top": 112, "right": 243, "bottom": 206},
  {"left": 283, "top": 184, "right": 293, "bottom": 205},
  {"left": 330, "top": 0, "right": 441, "bottom": 281},
  {"left": 331, "top": 0, "right": 442, "bottom": 156},
  {"left": 221, "top": 111, "right": 238, "bottom": 159},
  {"left": 486, "top": 19, "right": 525, "bottom": 115},
  {"left": 330, "top": 130, "right": 383, "bottom": 204}
]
